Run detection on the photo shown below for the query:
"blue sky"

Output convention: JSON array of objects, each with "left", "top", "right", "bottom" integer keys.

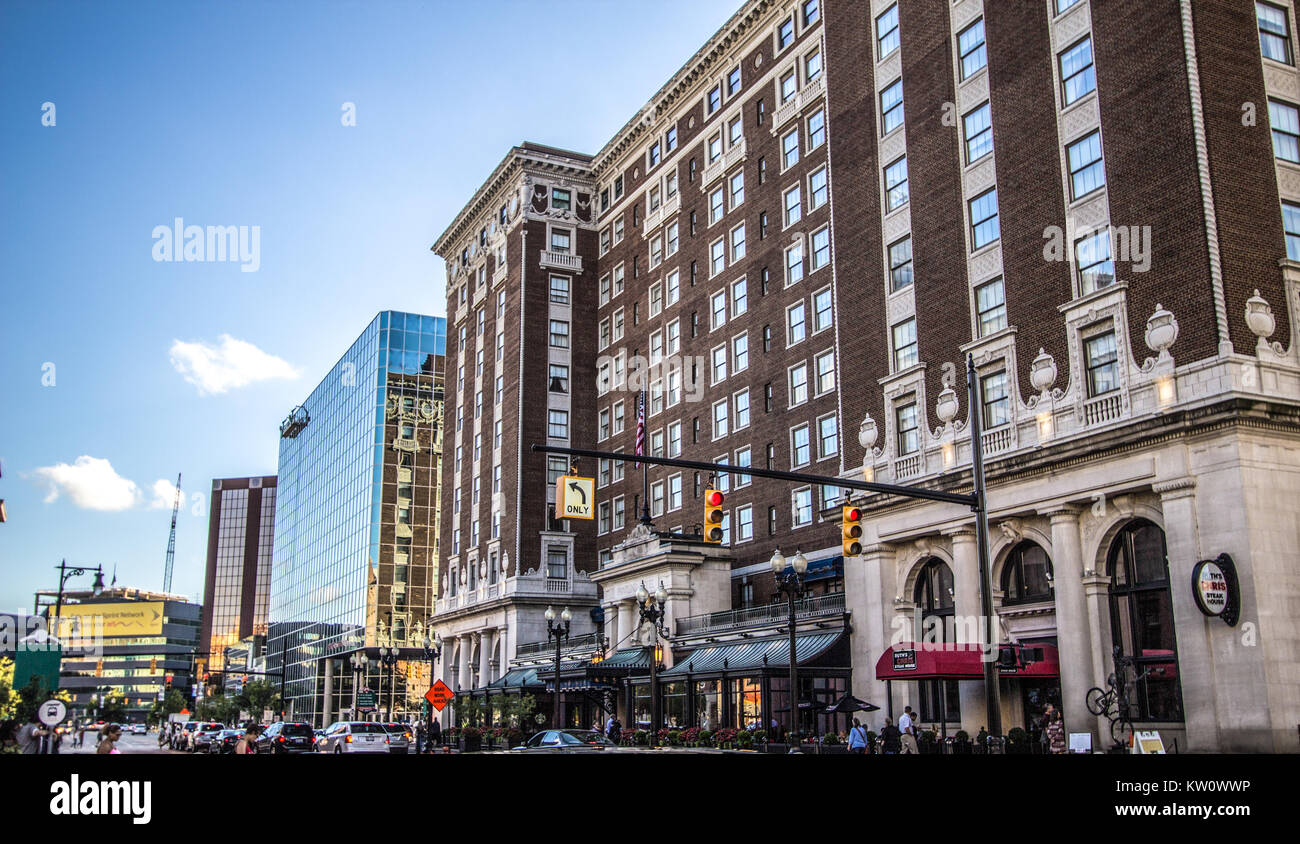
[{"left": 0, "top": 0, "right": 738, "bottom": 611}]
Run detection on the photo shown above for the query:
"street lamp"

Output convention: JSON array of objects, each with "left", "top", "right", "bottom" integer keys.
[
  {"left": 771, "top": 549, "right": 808, "bottom": 749},
  {"left": 378, "top": 647, "right": 400, "bottom": 722},
  {"left": 52, "top": 560, "right": 106, "bottom": 634},
  {"left": 545, "top": 606, "right": 571, "bottom": 729},
  {"left": 349, "top": 651, "right": 369, "bottom": 720},
  {"left": 635, "top": 582, "right": 670, "bottom": 746},
  {"left": 421, "top": 632, "right": 442, "bottom": 750}
]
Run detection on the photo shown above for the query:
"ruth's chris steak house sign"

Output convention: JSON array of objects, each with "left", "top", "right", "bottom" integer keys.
[{"left": 1191, "top": 553, "right": 1240, "bottom": 626}]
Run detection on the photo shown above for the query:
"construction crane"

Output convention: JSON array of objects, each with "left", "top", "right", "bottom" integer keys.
[{"left": 162, "top": 473, "right": 182, "bottom": 593}]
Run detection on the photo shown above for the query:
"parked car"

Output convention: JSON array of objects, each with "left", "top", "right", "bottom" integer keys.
[
  {"left": 208, "top": 729, "right": 244, "bottom": 754},
  {"left": 512, "top": 730, "right": 618, "bottom": 753},
  {"left": 380, "top": 723, "right": 412, "bottom": 754},
  {"left": 173, "top": 721, "right": 199, "bottom": 750},
  {"left": 189, "top": 722, "right": 226, "bottom": 752},
  {"left": 131, "top": 723, "right": 148, "bottom": 735},
  {"left": 255, "top": 722, "right": 316, "bottom": 754},
  {"left": 316, "top": 722, "right": 392, "bottom": 754}
]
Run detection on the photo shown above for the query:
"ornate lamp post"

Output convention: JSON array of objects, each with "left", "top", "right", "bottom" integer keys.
[
  {"left": 635, "top": 582, "right": 669, "bottom": 746},
  {"left": 52, "top": 560, "right": 105, "bottom": 633},
  {"left": 545, "top": 606, "right": 571, "bottom": 729},
  {"left": 349, "top": 651, "right": 369, "bottom": 720},
  {"left": 378, "top": 646, "right": 400, "bottom": 722},
  {"left": 771, "top": 549, "right": 808, "bottom": 748},
  {"left": 421, "top": 632, "right": 442, "bottom": 747}
]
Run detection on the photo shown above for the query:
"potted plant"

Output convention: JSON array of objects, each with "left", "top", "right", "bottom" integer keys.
[
  {"left": 506, "top": 727, "right": 524, "bottom": 749},
  {"left": 458, "top": 725, "right": 482, "bottom": 753},
  {"left": 697, "top": 729, "right": 714, "bottom": 748},
  {"left": 713, "top": 727, "right": 737, "bottom": 749},
  {"left": 918, "top": 729, "right": 938, "bottom": 754},
  {"left": 953, "top": 730, "right": 971, "bottom": 755},
  {"left": 679, "top": 726, "right": 700, "bottom": 747},
  {"left": 633, "top": 729, "right": 649, "bottom": 746},
  {"left": 975, "top": 728, "right": 989, "bottom": 755},
  {"left": 736, "top": 729, "right": 753, "bottom": 750},
  {"left": 666, "top": 729, "right": 681, "bottom": 746},
  {"left": 753, "top": 728, "right": 768, "bottom": 744}
]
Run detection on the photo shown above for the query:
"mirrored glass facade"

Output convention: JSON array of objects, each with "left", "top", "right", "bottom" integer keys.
[{"left": 269, "top": 311, "right": 445, "bottom": 723}]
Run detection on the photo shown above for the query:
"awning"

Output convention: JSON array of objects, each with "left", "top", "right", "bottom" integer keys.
[
  {"left": 661, "top": 631, "right": 844, "bottom": 677},
  {"left": 484, "top": 667, "right": 543, "bottom": 690},
  {"left": 875, "top": 642, "right": 1060, "bottom": 680}
]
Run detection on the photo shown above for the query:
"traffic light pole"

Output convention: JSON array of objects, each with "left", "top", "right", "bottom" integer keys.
[{"left": 533, "top": 355, "right": 1005, "bottom": 738}]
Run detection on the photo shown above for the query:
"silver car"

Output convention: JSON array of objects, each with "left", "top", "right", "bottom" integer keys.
[
  {"left": 316, "top": 722, "right": 392, "bottom": 754},
  {"left": 380, "top": 723, "right": 412, "bottom": 754}
]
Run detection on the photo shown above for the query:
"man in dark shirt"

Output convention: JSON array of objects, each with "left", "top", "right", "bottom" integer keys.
[{"left": 879, "top": 717, "right": 902, "bottom": 754}]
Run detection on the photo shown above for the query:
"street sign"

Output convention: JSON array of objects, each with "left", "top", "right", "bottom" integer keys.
[
  {"left": 556, "top": 475, "right": 595, "bottom": 520},
  {"left": 357, "top": 689, "right": 377, "bottom": 713},
  {"left": 38, "top": 699, "right": 67, "bottom": 726},
  {"left": 424, "top": 679, "right": 454, "bottom": 712}
]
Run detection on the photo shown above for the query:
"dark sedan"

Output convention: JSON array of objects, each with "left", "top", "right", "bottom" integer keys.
[
  {"left": 255, "top": 722, "right": 316, "bottom": 754},
  {"left": 208, "top": 729, "right": 244, "bottom": 754},
  {"left": 511, "top": 730, "right": 618, "bottom": 753}
]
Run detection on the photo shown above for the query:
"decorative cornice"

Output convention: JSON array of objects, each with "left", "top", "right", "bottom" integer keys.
[{"left": 591, "top": 0, "right": 773, "bottom": 178}]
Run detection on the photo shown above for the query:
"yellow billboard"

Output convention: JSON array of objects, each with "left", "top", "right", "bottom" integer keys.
[{"left": 56, "top": 602, "right": 164, "bottom": 639}]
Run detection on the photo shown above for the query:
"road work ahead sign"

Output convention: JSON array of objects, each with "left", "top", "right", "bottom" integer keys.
[{"left": 556, "top": 475, "right": 595, "bottom": 520}]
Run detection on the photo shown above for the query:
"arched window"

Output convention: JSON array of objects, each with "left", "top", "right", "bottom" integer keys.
[
  {"left": 1001, "top": 541, "right": 1054, "bottom": 605},
  {"left": 912, "top": 558, "right": 960, "bottom": 722},
  {"left": 1107, "top": 519, "right": 1183, "bottom": 721}
]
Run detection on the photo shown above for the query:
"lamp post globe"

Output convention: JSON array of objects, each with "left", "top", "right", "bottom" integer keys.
[
  {"left": 654, "top": 584, "right": 668, "bottom": 606},
  {"left": 636, "top": 583, "right": 649, "bottom": 606},
  {"left": 770, "top": 550, "right": 786, "bottom": 573},
  {"left": 560, "top": 607, "right": 572, "bottom": 623},
  {"left": 545, "top": 606, "right": 555, "bottom": 622},
  {"left": 792, "top": 551, "right": 808, "bottom": 575}
]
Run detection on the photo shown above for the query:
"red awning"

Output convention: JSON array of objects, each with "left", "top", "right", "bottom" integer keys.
[{"left": 875, "top": 642, "right": 1060, "bottom": 680}]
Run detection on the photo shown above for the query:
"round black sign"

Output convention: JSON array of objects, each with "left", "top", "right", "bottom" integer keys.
[{"left": 1191, "top": 553, "right": 1240, "bottom": 627}]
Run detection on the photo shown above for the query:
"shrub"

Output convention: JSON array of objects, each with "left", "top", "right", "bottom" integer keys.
[
  {"left": 955, "top": 730, "right": 970, "bottom": 743},
  {"left": 680, "top": 726, "right": 700, "bottom": 745},
  {"left": 633, "top": 729, "right": 649, "bottom": 746},
  {"left": 823, "top": 732, "right": 842, "bottom": 745},
  {"left": 697, "top": 729, "right": 714, "bottom": 747},
  {"left": 713, "top": 727, "right": 737, "bottom": 747},
  {"left": 753, "top": 729, "right": 768, "bottom": 743}
]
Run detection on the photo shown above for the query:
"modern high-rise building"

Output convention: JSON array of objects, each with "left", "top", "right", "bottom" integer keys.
[
  {"left": 199, "top": 475, "right": 277, "bottom": 672},
  {"left": 430, "top": 0, "right": 1300, "bottom": 751},
  {"left": 268, "top": 311, "right": 446, "bottom": 724}
]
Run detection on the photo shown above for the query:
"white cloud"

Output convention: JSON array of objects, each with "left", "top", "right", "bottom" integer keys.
[
  {"left": 31, "top": 456, "right": 140, "bottom": 511},
  {"left": 169, "top": 334, "right": 298, "bottom": 395},
  {"left": 149, "top": 478, "right": 181, "bottom": 510}
]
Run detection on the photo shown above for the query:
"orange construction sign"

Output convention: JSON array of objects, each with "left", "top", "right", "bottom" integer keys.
[{"left": 424, "top": 679, "right": 454, "bottom": 712}]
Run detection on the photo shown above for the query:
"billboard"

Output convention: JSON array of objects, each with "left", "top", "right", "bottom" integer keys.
[{"left": 56, "top": 602, "right": 164, "bottom": 639}]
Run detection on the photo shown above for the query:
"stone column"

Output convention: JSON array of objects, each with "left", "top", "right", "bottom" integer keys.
[
  {"left": 617, "top": 599, "right": 637, "bottom": 648},
  {"left": 947, "top": 528, "right": 987, "bottom": 734},
  {"left": 322, "top": 657, "right": 334, "bottom": 726},
  {"left": 478, "top": 630, "right": 491, "bottom": 689},
  {"left": 457, "top": 634, "right": 472, "bottom": 693},
  {"left": 1155, "top": 479, "right": 1218, "bottom": 750},
  {"left": 1081, "top": 570, "right": 1113, "bottom": 743},
  {"left": 846, "top": 544, "right": 892, "bottom": 722},
  {"left": 1044, "top": 506, "right": 1095, "bottom": 748}
]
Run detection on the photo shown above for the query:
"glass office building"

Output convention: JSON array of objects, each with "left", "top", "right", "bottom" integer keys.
[{"left": 268, "top": 311, "right": 445, "bottom": 723}]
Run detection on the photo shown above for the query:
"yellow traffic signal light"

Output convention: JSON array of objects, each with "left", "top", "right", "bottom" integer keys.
[
  {"left": 842, "top": 505, "right": 863, "bottom": 556},
  {"left": 704, "top": 489, "right": 725, "bottom": 543},
  {"left": 95, "top": 660, "right": 103, "bottom": 677},
  {"left": 150, "top": 657, "right": 157, "bottom": 674}
]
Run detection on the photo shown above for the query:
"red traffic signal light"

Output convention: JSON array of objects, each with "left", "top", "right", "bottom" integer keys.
[
  {"left": 842, "top": 505, "right": 863, "bottom": 556},
  {"left": 704, "top": 489, "right": 726, "bottom": 543}
]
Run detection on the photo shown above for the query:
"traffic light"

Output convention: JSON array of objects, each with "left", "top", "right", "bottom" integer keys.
[
  {"left": 704, "top": 489, "right": 725, "bottom": 543},
  {"left": 841, "top": 505, "right": 863, "bottom": 556},
  {"left": 95, "top": 659, "right": 103, "bottom": 677},
  {"left": 165, "top": 674, "right": 173, "bottom": 688},
  {"left": 149, "top": 657, "right": 157, "bottom": 674}
]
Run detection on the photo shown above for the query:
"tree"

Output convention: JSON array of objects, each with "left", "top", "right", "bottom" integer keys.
[
  {"left": 195, "top": 695, "right": 240, "bottom": 725},
  {"left": 0, "top": 658, "right": 17, "bottom": 721},
  {"left": 147, "top": 689, "right": 185, "bottom": 726},
  {"left": 235, "top": 680, "right": 281, "bottom": 720}
]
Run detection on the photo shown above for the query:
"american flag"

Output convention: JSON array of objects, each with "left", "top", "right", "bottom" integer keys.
[{"left": 634, "top": 390, "right": 646, "bottom": 469}]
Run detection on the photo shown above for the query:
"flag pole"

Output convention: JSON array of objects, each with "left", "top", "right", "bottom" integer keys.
[{"left": 639, "top": 389, "right": 651, "bottom": 525}]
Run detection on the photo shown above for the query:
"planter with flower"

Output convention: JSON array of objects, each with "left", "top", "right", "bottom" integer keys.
[
  {"left": 458, "top": 726, "right": 482, "bottom": 753},
  {"left": 713, "top": 727, "right": 738, "bottom": 749},
  {"left": 736, "top": 729, "right": 754, "bottom": 750},
  {"left": 697, "top": 729, "right": 714, "bottom": 748}
]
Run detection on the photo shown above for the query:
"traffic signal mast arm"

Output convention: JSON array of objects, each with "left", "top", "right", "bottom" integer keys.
[{"left": 530, "top": 444, "right": 977, "bottom": 509}]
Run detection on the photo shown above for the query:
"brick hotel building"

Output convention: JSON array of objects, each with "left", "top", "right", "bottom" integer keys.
[{"left": 431, "top": 0, "right": 1300, "bottom": 751}]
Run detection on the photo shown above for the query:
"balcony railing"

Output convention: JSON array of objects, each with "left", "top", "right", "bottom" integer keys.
[
  {"left": 643, "top": 192, "right": 682, "bottom": 236},
  {"left": 540, "top": 251, "right": 583, "bottom": 273},
  {"left": 515, "top": 631, "right": 602, "bottom": 660},
  {"left": 982, "top": 426, "right": 1013, "bottom": 455},
  {"left": 1083, "top": 392, "right": 1123, "bottom": 426},
  {"left": 895, "top": 453, "right": 922, "bottom": 480},
  {"left": 676, "top": 592, "right": 846, "bottom": 637},
  {"left": 701, "top": 138, "right": 747, "bottom": 188},
  {"left": 771, "top": 75, "right": 825, "bottom": 132}
]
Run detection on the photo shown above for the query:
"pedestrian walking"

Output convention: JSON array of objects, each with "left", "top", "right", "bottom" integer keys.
[
  {"left": 607, "top": 716, "right": 622, "bottom": 745},
  {"left": 848, "top": 718, "right": 869, "bottom": 754},
  {"left": 16, "top": 714, "right": 47, "bottom": 754},
  {"left": 899, "top": 706, "right": 919, "bottom": 754},
  {"left": 233, "top": 726, "right": 258, "bottom": 754},
  {"left": 415, "top": 721, "right": 426, "bottom": 755},
  {"left": 96, "top": 725, "right": 122, "bottom": 754},
  {"left": 1047, "top": 708, "right": 1067, "bottom": 754},
  {"left": 879, "top": 717, "right": 902, "bottom": 754},
  {"left": 428, "top": 718, "right": 442, "bottom": 751}
]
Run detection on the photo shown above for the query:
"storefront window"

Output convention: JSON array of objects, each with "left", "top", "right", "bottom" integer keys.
[
  {"left": 694, "top": 679, "right": 723, "bottom": 729},
  {"left": 662, "top": 682, "right": 687, "bottom": 728},
  {"left": 731, "top": 677, "right": 762, "bottom": 731},
  {"left": 1107, "top": 520, "right": 1183, "bottom": 721},
  {"left": 632, "top": 683, "right": 652, "bottom": 730}
]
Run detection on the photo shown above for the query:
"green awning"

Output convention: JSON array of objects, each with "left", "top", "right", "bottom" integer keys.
[
  {"left": 661, "top": 631, "right": 843, "bottom": 677},
  {"left": 484, "top": 667, "right": 542, "bottom": 690},
  {"left": 596, "top": 647, "right": 651, "bottom": 670}
]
